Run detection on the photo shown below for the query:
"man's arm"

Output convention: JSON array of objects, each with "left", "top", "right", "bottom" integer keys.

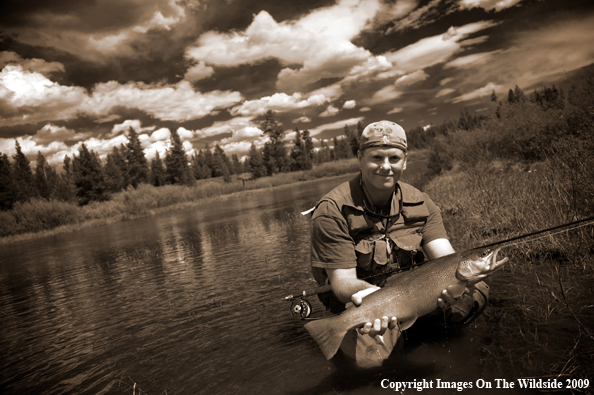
[
  {"left": 326, "top": 267, "right": 378, "bottom": 304},
  {"left": 423, "top": 238, "right": 455, "bottom": 259}
]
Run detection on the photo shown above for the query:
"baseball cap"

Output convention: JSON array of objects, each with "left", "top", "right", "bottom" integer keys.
[{"left": 359, "top": 120, "right": 407, "bottom": 152}]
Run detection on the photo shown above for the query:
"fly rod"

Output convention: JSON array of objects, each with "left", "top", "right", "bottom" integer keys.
[{"left": 283, "top": 215, "right": 594, "bottom": 302}]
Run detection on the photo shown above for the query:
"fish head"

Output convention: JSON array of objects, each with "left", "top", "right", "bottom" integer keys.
[{"left": 455, "top": 247, "right": 509, "bottom": 284}]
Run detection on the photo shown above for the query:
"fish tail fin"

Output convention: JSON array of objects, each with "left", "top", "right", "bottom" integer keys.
[{"left": 304, "top": 316, "right": 350, "bottom": 360}]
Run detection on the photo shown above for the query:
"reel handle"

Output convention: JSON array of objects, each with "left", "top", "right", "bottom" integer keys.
[{"left": 283, "top": 284, "right": 332, "bottom": 301}]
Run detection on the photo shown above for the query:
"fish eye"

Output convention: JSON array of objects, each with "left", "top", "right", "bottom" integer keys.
[{"left": 481, "top": 249, "right": 490, "bottom": 257}]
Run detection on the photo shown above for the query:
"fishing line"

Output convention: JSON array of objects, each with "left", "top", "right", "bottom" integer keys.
[
  {"left": 499, "top": 219, "right": 594, "bottom": 249},
  {"left": 479, "top": 215, "right": 594, "bottom": 250}
]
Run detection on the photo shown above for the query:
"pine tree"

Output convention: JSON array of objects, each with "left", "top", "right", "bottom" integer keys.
[
  {"left": 104, "top": 146, "right": 127, "bottom": 193},
  {"left": 125, "top": 128, "right": 149, "bottom": 188},
  {"left": 303, "top": 130, "right": 314, "bottom": 162},
  {"left": 72, "top": 143, "right": 108, "bottom": 205},
  {"left": 0, "top": 153, "right": 16, "bottom": 210},
  {"left": 514, "top": 85, "right": 525, "bottom": 103},
  {"left": 203, "top": 144, "right": 214, "bottom": 178},
  {"left": 12, "top": 140, "right": 36, "bottom": 203},
  {"left": 231, "top": 154, "right": 242, "bottom": 175},
  {"left": 333, "top": 127, "right": 353, "bottom": 159},
  {"left": 507, "top": 88, "right": 517, "bottom": 104},
  {"left": 34, "top": 151, "right": 56, "bottom": 199},
  {"left": 149, "top": 151, "right": 167, "bottom": 186},
  {"left": 246, "top": 143, "right": 267, "bottom": 178},
  {"left": 212, "top": 144, "right": 231, "bottom": 181},
  {"left": 260, "top": 111, "right": 287, "bottom": 175},
  {"left": 190, "top": 151, "right": 211, "bottom": 180},
  {"left": 348, "top": 122, "right": 363, "bottom": 156},
  {"left": 165, "top": 129, "right": 193, "bottom": 185},
  {"left": 54, "top": 155, "right": 77, "bottom": 202},
  {"left": 290, "top": 128, "right": 311, "bottom": 171}
]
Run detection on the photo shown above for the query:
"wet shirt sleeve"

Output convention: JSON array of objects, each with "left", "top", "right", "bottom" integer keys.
[
  {"left": 420, "top": 194, "right": 449, "bottom": 245},
  {"left": 311, "top": 201, "right": 357, "bottom": 269}
]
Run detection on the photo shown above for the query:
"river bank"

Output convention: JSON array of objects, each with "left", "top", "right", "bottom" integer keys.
[{"left": 0, "top": 151, "right": 427, "bottom": 245}]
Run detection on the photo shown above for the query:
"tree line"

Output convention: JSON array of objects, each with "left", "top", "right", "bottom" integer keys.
[
  {"left": 0, "top": 111, "right": 364, "bottom": 210},
  {"left": 245, "top": 111, "right": 361, "bottom": 178}
]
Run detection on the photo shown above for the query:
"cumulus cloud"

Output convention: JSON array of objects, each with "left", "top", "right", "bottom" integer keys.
[
  {"left": 110, "top": 119, "right": 156, "bottom": 136},
  {"left": 196, "top": 117, "right": 263, "bottom": 146},
  {"left": 372, "top": 0, "right": 419, "bottom": 30},
  {"left": 0, "top": 65, "right": 88, "bottom": 126},
  {"left": 0, "top": 135, "right": 68, "bottom": 160},
  {"left": 451, "top": 82, "right": 502, "bottom": 103},
  {"left": 342, "top": 100, "right": 356, "bottom": 109},
  {"left": 35, "top": 124, "right": 88, "bottom": 145},
  {"left": 229, "top": 92, "right": 329, "bottom": 117},
  {"left": 444, "top": 50, "right": 502, "bottom": 69},
  {"left": 436, "top": 88, "right": 456, "bottom": 97},
  {"left": 307, "top": 83, "right": 344, "bottom": 102},
  {"left": 0, "top": 52, "right": 65, "bottom": 77},
  {"left": 88, "top": 32, "right": 131, "bottom": 54},
  {"left": 345, "top": 55, "right": 394, "bottom": 83},
  {"left": 386, "top": 0, "right": 445, "bottom": 34},
  {"left": 293, "top": 116, "right": 312, "bottom": 123},
  {"left": 394, "top": 70, "right": 428, "bottom": 87},
  {"left": 365, "top": 85, "right": 402, "bottom": 105},
  {"left": 320, "top": 105, "right": 340, "bottom": 117},
  {"left": 186, "top": 0, "right": 382, "bottom": 91},
  {"left": 177, "top": 127, "right": 195, "bottom": 140},
  {"left": 309, "top": 117, "right": 365, "bottom": 136},
  {"left": 133, "top": 0, "right": 186, "bottom": 33},
  {"left": 459, "top": 0, "right": 524, "bottom": 12},
  {"left": 440, "top": 77, "right": 454, "bottom": 86},
  {"left": 184, "top": 61, "right": 215, "bottom": 81},
  {"left": 1, "top": 65, "right": 243, "bottom": 126},
  {"left": 387, "top": 107, "right": 403, "bottom": 114},
  {"left": 89, "top": 0, "right": 186, "bottom": 54},
  {"left": 81, "top": 80, "right": 243, "bottom": 121},
  {"left": 384, "top": 21, "right": 500, "bottom": 74},
  {"left": 444, "top": 15, "right": 594, "bottom": 101}
]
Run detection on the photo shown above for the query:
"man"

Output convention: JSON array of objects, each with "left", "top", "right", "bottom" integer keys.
[{"left": 309, "top": 120, "right": 489, "bottom": 368}]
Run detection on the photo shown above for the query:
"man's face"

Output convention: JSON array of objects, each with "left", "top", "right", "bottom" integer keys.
[{"left": 358, "top": 147, "right": 407, "bottom": 192}]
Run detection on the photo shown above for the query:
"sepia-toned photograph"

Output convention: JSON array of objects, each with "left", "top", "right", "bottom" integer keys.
[{"left": 1, "top": 0, "right": 593, "bottom": 393}]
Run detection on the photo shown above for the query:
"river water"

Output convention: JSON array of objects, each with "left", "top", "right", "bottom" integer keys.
[{"left": 0, "top": 174, "right": 542, "bottom": 395}]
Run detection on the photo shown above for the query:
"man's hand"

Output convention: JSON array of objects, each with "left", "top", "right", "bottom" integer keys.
[{"left": 347, "top": 287, "right": 398, "bottom": 337}]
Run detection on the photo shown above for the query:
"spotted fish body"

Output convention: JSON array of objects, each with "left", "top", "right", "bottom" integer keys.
[{"left": 304, "top": 247, "right": 508, "bottom": 360}]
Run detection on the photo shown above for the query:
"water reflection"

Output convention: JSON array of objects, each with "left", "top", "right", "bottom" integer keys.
[{"left": 0, "top": 175, "right": 353, "bottom": 395}]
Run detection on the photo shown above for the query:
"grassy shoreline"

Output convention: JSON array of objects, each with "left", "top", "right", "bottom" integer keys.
[
  {"left": 0, "top": 150, "right": 432, "bottom": 245},
  {"left": 0, "top": 158, "right": 363, "bottom": 245}
]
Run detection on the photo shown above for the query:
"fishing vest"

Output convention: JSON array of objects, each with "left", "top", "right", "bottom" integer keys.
[{"left": 311, "top": 174, "right": 429, "bottom": 288}]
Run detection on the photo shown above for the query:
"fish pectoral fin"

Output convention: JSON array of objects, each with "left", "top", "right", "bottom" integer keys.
[{"left": 398, "top": 317, "right": 417, "bottom": 331}]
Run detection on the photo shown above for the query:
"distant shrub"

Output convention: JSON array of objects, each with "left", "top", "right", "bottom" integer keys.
[{"left": 8, "top": 198, "right": 81, "bottom": 235}]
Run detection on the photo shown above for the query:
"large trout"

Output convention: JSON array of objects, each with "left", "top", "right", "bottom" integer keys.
[{"left": 304, "top": 247, "right": 508, "bottom": 360}]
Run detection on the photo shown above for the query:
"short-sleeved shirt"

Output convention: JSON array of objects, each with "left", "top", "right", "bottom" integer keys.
[{"left": 310, "top": 173, "right": 448, "bottom": 288}]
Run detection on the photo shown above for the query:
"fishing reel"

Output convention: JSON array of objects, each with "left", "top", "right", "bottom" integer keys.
[{"left": 289, "top": 297, "right": 312, "bottom": 320}]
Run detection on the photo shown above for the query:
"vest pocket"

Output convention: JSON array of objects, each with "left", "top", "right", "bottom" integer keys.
[
  {"left": 354, "top": 239, "right": 374, "bottom": 271},
  {"left": 402, "top": 202, "right": 429, "bottom": 224},
  {"left": 390, "top": 227, "right": 423, "bottom": 251}
]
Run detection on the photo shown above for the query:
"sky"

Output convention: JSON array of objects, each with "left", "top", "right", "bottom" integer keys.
[{"left": 1, "top": 0, "right": 593, "bottom": 166}]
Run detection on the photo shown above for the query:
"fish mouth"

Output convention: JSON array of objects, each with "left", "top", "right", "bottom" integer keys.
[{"left": 488, "top": 248, "right": 509, "bottom": 272}]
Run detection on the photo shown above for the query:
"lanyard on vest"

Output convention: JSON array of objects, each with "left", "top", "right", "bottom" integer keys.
[{"left": 361, "top": 183, "right": 403, "bottom": 255}]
